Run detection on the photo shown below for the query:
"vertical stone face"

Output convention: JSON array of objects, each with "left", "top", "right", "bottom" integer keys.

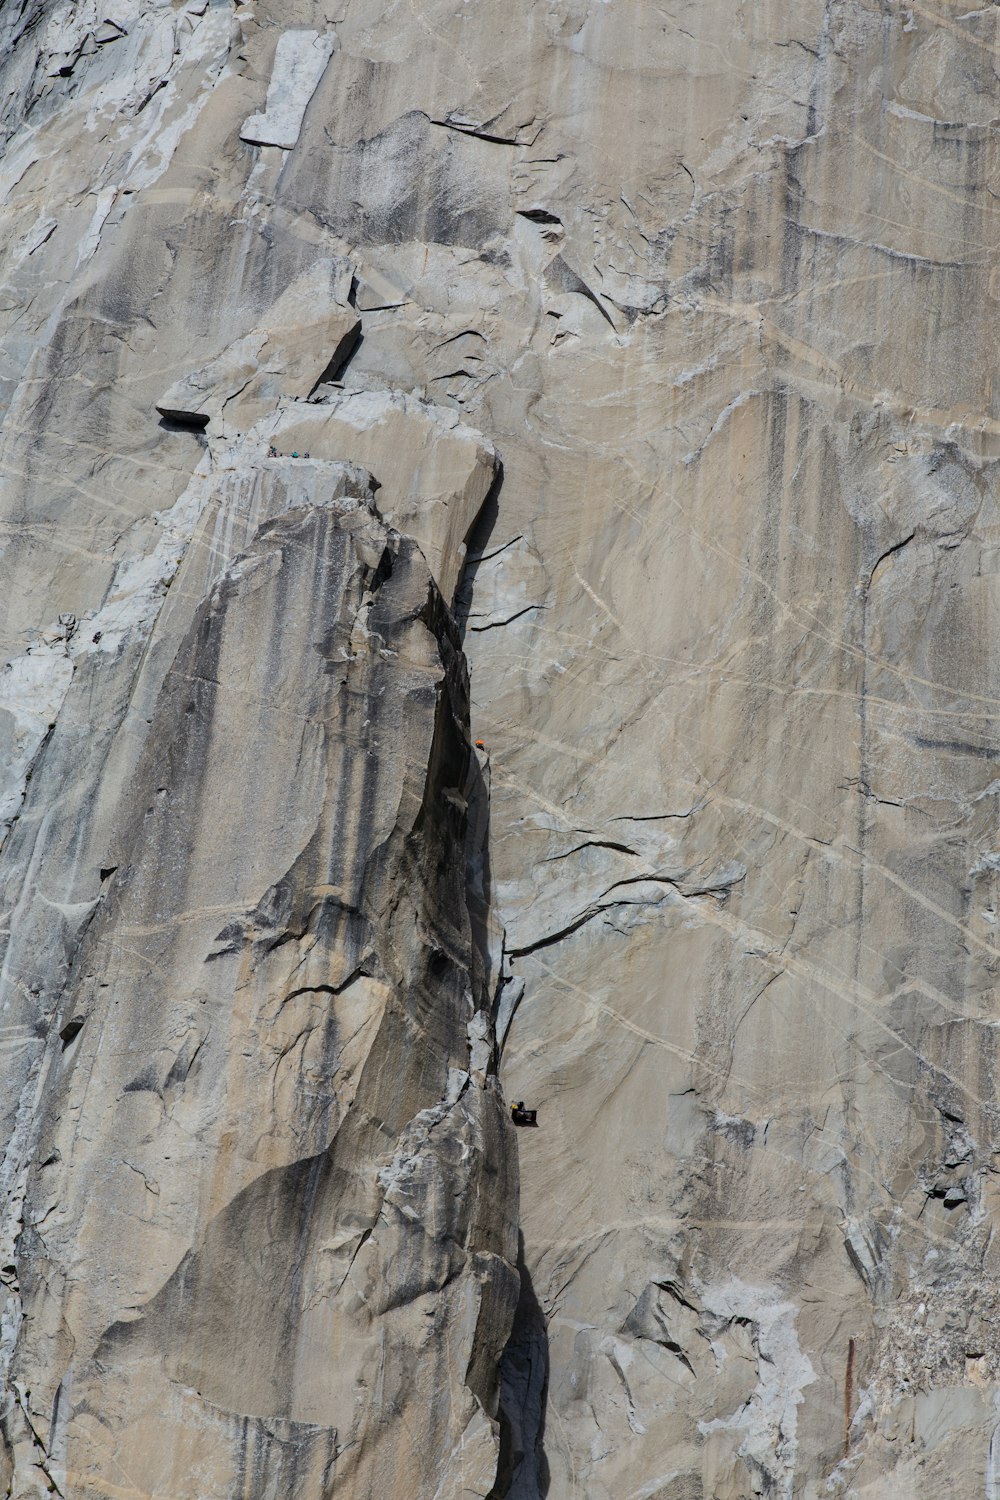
[
  {"left": 1, "top": 466, "right": 518, "bottom": 1497},
  {"left": 4, "top": 2, "right": 1000, "bottom": 1498}
]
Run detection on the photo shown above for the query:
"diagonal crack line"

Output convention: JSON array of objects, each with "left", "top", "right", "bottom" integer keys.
[
  {"left": 508, "top": 872, "right": 743, "bottom": 957},
  {"left": 469, "top": 603, "right": 546, "bottom": 632},
  {"left": 600, "top": 872, "right": 744, "bottom": 902},
  {"left": 508, "top": 899, "right": 641, "bottom": 959},
  {"left": 330, "top": 1224, "right": 374, "bottom": 1302},
  {"left": 868, "top": 530, "right": 916, "bottom": 589},
  {"left": 609, "top": 803, "right": 706, "bottom": 823},
  {"left": 465, "top": 533, "right": 524, "bottom": 565},
  {"left": 429, "top": 117, "right": 533, "bottom": 147},
  {"left": 542, "top": 839, "right": 638, "bottom": 863},
  {"left": 13, "top": 1386, "right": 64, "bottom": 1498},
  {"left": 732, "top": 969, "right": 783, "bottom": 1041}
]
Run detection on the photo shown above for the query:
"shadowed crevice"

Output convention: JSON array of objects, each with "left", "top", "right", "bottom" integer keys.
[
  {"left": 489, "top": 1232, "right": 550, "bottom": 1499},
  {"left": 454, "top": 460, "right": 504, "bottom": 642}
]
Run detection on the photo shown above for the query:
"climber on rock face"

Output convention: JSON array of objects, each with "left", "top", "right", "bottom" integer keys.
[{"left": 511, "top": 1100, "right": 538, "bottom": 1127}]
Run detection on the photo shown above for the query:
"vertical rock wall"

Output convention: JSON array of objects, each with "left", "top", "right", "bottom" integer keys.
[
  {"left": 3, "top": 1, "right": 1000, "bottom": 1498},
  {"left": 0, "top": 440, "right": 519, "bottom": 1497},
  {"left": 7, "top": 467, "right": 518, "bottom": 1497}
]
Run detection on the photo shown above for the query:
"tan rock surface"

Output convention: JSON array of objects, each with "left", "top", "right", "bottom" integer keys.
[
  {"left": 3, "top": 2, "right": 1000, "bottom": 1498},
  {"left": 154, "top": 260, "right": 360, "bottom": 427}
]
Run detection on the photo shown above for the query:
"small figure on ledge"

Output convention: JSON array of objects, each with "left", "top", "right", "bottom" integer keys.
[{"left": 511, "top": 1100, "right": 538, "bottom": 1127}]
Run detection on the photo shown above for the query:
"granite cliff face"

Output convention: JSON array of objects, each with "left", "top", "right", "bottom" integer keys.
[{"left": 4, "top": 2, "right": 1000, "bottom": 1497}]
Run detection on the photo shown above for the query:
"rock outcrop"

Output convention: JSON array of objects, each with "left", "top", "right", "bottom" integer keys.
[
  {"left": 5, "top": 1, "right": 1000, "bottom": 1498},
  {"left": 0, "top": 427, "right": 518, "bottom": 1496}
]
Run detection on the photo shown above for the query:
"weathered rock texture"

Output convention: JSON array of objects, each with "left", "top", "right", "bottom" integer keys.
[{"left": 4, "top": 1, "right": 1000, "bottom": 1498}]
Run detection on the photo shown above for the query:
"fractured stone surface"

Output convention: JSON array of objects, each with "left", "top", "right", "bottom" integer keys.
[
  {"left": 3, "top": 1, "right": 1000, "bottom": 1498},
  {"left": 155, "top": 258, "right": 360, "bottom": 427}
]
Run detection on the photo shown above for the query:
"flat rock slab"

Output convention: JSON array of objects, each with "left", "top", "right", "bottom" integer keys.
[{"left": 241, "top": 30, "right": 336, "bottom": 151}]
